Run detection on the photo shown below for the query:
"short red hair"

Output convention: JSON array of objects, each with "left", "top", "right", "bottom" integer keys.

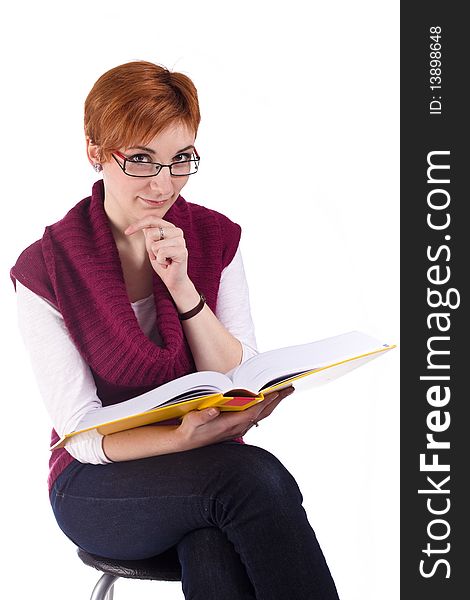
[{"left": 84, "top": 61, "right": 201, "bottom": 162}]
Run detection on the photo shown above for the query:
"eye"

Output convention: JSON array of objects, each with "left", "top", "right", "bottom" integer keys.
[
  {"left": 173, "top": 152, "right": 192, "bottom": 163},
  {"left": 128, "top": 153, "right": 153, "bottom": 163}
]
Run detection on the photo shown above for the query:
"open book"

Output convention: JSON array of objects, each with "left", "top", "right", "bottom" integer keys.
[{"left": 51, "top": 331, "right": 395, "bottom": 449}]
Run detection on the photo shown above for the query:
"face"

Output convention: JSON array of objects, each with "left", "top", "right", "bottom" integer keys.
[{"left": 92, "top": 122, "right": 196, "bottom": 230}]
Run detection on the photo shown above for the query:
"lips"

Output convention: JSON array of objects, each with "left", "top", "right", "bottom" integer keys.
[{"left": 139, "top": 196, "right": 170, "bottom": 207}]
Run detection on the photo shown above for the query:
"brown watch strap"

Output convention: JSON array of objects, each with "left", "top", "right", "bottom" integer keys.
[{"left": 178, "top": 292, "right": 206, "bottom": 321}]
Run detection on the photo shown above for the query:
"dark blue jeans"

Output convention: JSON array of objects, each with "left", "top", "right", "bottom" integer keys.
[{"left": 50, "top": 441, "right": 340, "bottom": 599}]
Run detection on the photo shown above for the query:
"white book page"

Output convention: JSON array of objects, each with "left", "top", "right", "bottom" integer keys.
[
  {"left": 74, "top": 370, "right": 232, "bottom": 432},
  {"left": 231, "top": 331, "right": 391, "bottom": 392},
  {"left": 263, "top": 350, "right": 390, "bottom": 394}
]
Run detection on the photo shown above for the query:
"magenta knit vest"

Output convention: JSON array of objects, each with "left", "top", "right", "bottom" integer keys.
[{"left": 11, "top": 180, "right": 241, "bottom": 490}]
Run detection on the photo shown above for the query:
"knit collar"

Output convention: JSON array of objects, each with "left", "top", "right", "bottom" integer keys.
[{"left": 42, "top": 179, "right": 196, "bottom": 388}]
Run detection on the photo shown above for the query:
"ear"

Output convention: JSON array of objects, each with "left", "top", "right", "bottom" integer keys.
[{"left": 85, "top": 137, "right": 102, "bottom": 166}]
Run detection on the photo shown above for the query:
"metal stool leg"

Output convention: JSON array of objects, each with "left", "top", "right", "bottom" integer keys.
[{"left": 90, "top": 573, "right": 118, "bottom": 600}]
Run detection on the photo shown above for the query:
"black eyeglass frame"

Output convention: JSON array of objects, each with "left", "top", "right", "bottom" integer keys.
[{"left": 111, "top": 149, "right": 200, "bottom": 178}]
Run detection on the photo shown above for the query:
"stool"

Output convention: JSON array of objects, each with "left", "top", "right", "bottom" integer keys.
[{"left": 77, "top": 546, "right": 182, "bottom": 599}]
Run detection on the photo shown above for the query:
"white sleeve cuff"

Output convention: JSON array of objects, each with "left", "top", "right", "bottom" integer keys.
[{"left": 64, "top": 429, "right": 113, "bottom": 465}]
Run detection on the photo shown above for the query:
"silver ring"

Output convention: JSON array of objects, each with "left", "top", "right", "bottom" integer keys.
[{"left": 158, "top": 226, "right": 165, "bottom": 241}]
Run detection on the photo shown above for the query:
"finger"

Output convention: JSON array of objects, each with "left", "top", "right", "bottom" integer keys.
[
  {"left": 256, "top": 398, "right": 283, "bottom": 421},
  {"left": 276, "top": 385, "right": 295, "bottom": 399},
  {"left": 261, "top": 387, "right": 294, "bottom": 410},
  {"left": 146, "top": 236, "right": 185, "bottom": 263},
  {"left": 264, "top": 386, "right": 295, "bottom": 402},
  {"left": 237, "top": 397, "right": 278, "bottom": 424},
  {"left": 218, "top": 414, "right": 259, "bottom": 438},
  {"left": 222, "top": 390, "right": 294, "bottom": 429},
  {"left": 124, "top": 217, "right": 175, "bottom": 236},
  {"left": 144, "top": 229, "right": 184, "bottom": 261},
  {"left": 262, "top": 391, "right": 280, "bottom": 403},
  {"left": 150, "top": 237, "right": 186, "bottom": 253},
  {"left": 143, "top": 226, "right": 184, "bottom": 242},
  {"left": 213, "top": 408, "right": 259, "bottom": 430},
  {"left": 255, "top": 387, "right": 295, "bottom": 421},
  {"left": 183, "top": 407, "right": 220, "bottom": 428},
  {"left": 152, "top": 244, "right": 187, "bottom": 265}
]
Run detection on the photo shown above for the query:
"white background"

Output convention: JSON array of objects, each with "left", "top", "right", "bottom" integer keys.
[{"left": 0, "top": 1, "right": 399, "bottom": 598}]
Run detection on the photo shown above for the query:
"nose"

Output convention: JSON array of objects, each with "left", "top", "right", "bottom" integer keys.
[{"left": 149, "top": 166, "right": 174, "bottom": 197}]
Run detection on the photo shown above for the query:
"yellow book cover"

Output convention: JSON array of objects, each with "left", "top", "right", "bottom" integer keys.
[{"left": 50, "top": 330, "right": 395, "bottom": 450}]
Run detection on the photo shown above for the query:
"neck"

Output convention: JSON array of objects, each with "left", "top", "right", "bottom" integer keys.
[{"left": 104, "top": 199, "right": 128, "bottom": 238}]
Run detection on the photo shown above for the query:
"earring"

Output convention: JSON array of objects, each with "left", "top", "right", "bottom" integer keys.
[{"left": 93, "top": 163, "right": 102, "bottom": 172}]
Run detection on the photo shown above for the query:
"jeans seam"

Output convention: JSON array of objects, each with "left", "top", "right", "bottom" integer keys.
[{"left": 52, "top": 491, "right": 226, "bottom": 504}]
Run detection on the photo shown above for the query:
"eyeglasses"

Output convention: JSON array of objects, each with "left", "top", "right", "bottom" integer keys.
[{"left": 111, "top": 149, "right": 200, "bottom": 178}]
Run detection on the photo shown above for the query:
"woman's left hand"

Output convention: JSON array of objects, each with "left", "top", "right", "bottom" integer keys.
[
  {"left": 254, "top": 386, "right": 295, "bottom": 424},
  {"left": 125, "top": 216, "right": 190, "bottom": 292}
]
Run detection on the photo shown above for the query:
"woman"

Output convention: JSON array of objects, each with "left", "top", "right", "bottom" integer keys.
[{"left": 11, "top": 60, "right": 339, "bottom": 599}]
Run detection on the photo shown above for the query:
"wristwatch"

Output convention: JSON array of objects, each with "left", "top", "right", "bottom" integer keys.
[{"left": 178, "top": 292, "right": 206, "bottom": 321}]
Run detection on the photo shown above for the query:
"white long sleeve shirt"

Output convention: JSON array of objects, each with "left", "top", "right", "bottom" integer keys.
[{"left": 16, "top": 247, "right": 258, "bottom": 464}]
